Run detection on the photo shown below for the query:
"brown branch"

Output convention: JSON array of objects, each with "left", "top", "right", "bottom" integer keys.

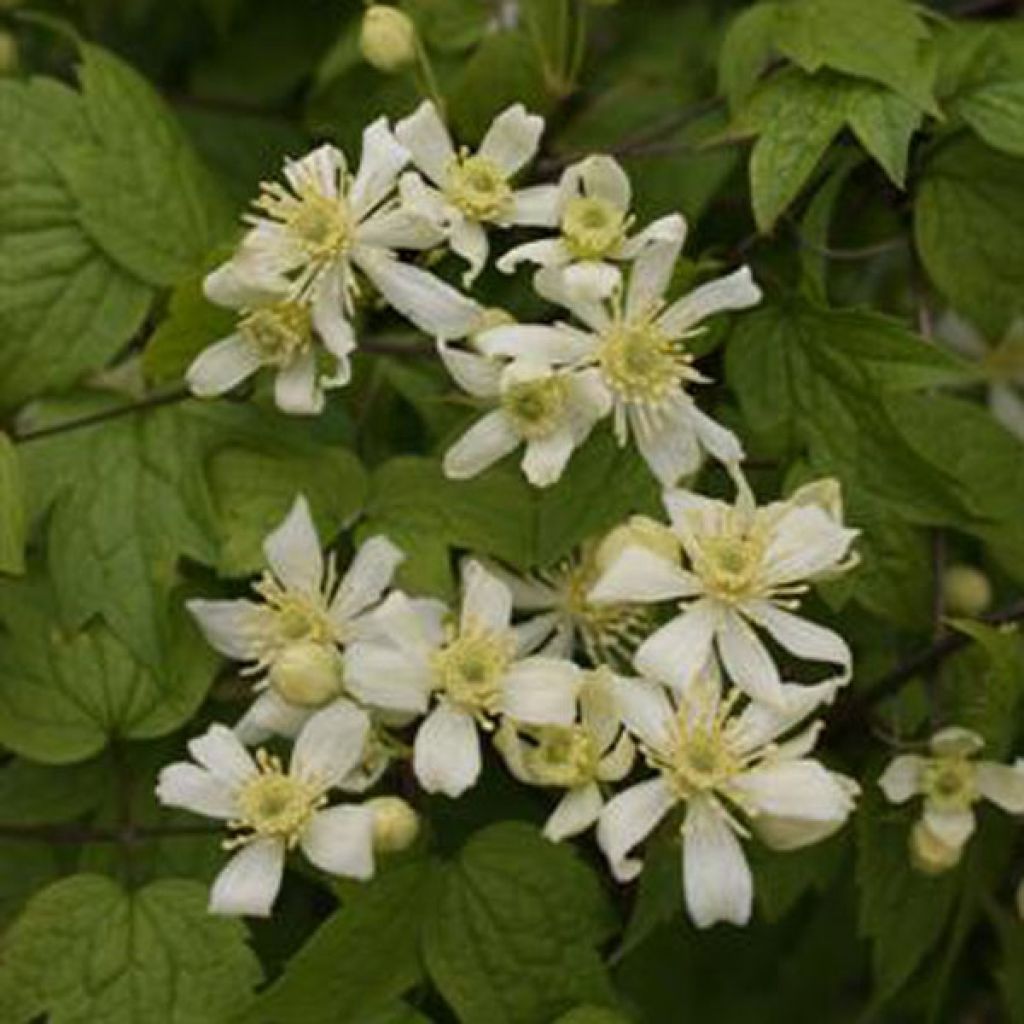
[{"left": 831, "top": 597, "right": 1024, "bottom": 734}]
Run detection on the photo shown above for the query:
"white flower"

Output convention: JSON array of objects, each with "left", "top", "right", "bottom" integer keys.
[
  {"left": 396, "top": 101, "right": 560, "bottom": 285},
  {"left": 495, "top": 669, "right": 635, "bottom": 841},
  {"left": 187, "top": 273, "right": 348, "bottom": 416},
  {"left": 438, "top": 340, "right": 610, "bottom": 487},
  {"left": 879, "top": 726, "right": 1024, "bottom": 870},
  {"left": 596, "top": 668, "right": 857, "bottom": 928},
  {"left": 202, "top": 126, "right": 481, "bottom": 372},
  {"left": 156, "top": 701, "right": 377, "bottom": 917},
  {"left": 480, "top": 545, "right": 654, "bottom": 666},
  {"left": 590, "top": 473, "right": 857, "bottom": 707},
  {"left": 476, "top": 234, "right": 761, "bottom": 485},
  {"left": 187, "top": 495, "right": 404, "bottom": 741},
  {"left": 345, "top": 559, "right": 581, "bottom": 797},
  {"left": 498, "top": 155, "right": 686, "bottom": 300}
]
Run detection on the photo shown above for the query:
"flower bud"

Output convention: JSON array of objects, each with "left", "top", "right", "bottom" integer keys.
[
  {"left": 360, "top": 6, "right": 417, "bottom": 73},
  {"left": 268, "top": 641, "right": 345, "bottom": 708},
  {"left": 594, "top": 515, "right": 680, "bottom": 574},
  {"left": 909, "top": 820, "right": 961, "bottom": 875},
  {"left": 942, "top": 564, "right": 993, "bottom": 618},
  {"left": 366, "top": 796, "right": 420, "bottom": 852}
]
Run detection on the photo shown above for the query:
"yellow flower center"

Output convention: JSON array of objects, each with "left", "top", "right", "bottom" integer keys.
[
  {"left": 255, "top": 179, "right": 353, "bottom": 264},
  {"left": 446, "top": 153, "right": 513, "bottom": 222},
  {"left": 922, "top": 756, "right": 977, "bottom": 811},
  {"left": 597, "top": 318, "right": 692, "bottom": 407},
  {"left": 523, "top": 725, "right": 599, "bottom": 788},
  {"left": 230, "top": 750, "right": 326, "bottom": 848},
  {"left": 250, "top": 573, "right": 336, "bottom": 663},
  {"left": 561, "top": 196, "right": 627, "bottom": 261},
  {"left": 432, "top": 622, "right": 515, "bottom": 715},
  {"left": 696, "top": 533, "right": 765, "bottom": 603},
  {"left": 501, "top": 376, "right": 570, "bottom": 440},
  {"left": 239, "top": 301, "right": 313, "bottom": 367}
]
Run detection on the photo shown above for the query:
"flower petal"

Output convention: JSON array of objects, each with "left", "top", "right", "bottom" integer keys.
[
  {"left": 349, "top": 117, "right": 409, "bottom": 217},
  {"left": 437, "top": 341, "right": 503, "bottom": 398},
  {"left": 682, "top": 798, "right": 752, "bottom": 928},
  {"left": 264, "top": 494, "right": 323, "bottom": 594},
  {"left": 274, "top": 350, "right": 324, "bottom": 416},
  {"left": 188, "top": 725, "right": 256, "bottom": 788},
  {"left": 330, "top": 535, "right": 405, "bottom": 625},
  {"left": 759, "top": 505, "right": 858, "bottom": 586},
  {"left": 444, "top": 412, "right": 521, "bottom": 480},
  {"left": 186, "top": 334, "right": 263, "bottom": 398},
  {"left": 878, "top": 755, "right": 926, "bottom": 804},
  {"left": 344, "top": 641, "right": 433, "bottom": 714},
  {"left": 357, "top": 250, "right": 481, "bottom": 340},
  {"left": 627, "top": 233, "right": 684, "bottom": 320},
  {"left": 204, "top": 261, "right": 287, "bottom": 309},
  {"left": 612, "top": 675, "right": 677, "bottom": 754},
  {"left": 619, "top": 213, "right": 687, "bottom": 259},
  {"left": 731, "top": 680, "right": 840, "bottom": 754},
  {"left": 449, "top": 218, "right": 490, "bottom": 286},
  {"left": 413, "top": 704, "right": 481, "bottom": 797},
  {"left": 509, "top": 184, "right": 561, "bottom": 227},
  {"left": 522, "top": 428, "right": 576, "bottom": 487},
  {"left": 975, "top": 761, "right": 1024, "bottom": 813},
  {"left": 923, "top": 803, "right": 976, "bottom": 849},
  {"left": 186, "top": 598, "right": 260, "bottom": 661},
  {"left": 300, "top": 805, "right": 375, "bottom": 880},
  {"left": 476, "top": 323, "right": 594, "bottom": 363},
  {"left": 630, "top": 397, "right": 702, "bottom": 486},
  {"left": 395, "top": 101, "right": 456, "bottom": 186},
  {"left": 544, "top": 782, "right": 604, "bottom": 842},
  {"left": 479, "top": 104, "right": 544, "bottom": 175},
  {"left": 589, "top": 545, "right": 701, "bottom": 605},
  {"left": 291, "top": 699, "right": 371, "bottom": 787},
  {"left": 156, "top": 763, "right": 236, "bottom": 819},
  {"left": 209, "top": 838, "right": 285, "bottom": 918},
  {"left": 578, "top": 154, "right": 631, "bottom": 210},
  {"left": 715, "top": 610, "right": 784, "bottom": 708},
  {"left": 597, "top": 776, "right": 676, "bottom": 882},
  {"left": 496, "top": 238, "right": 569, "bottom": 274},
  {"left": 658, "top": 266, "right": 762, "bottom": 338},
  {"left": 234, "top": 690, "right": 312, "bottom": 745},
  {"left": 635, "top": 600, "right": 717, "bottom": 693},
  {"left": 742, "top": 600, "right": 851, "bottom": 683},
  {"left": 500, "top": 657, "right": 580, "bottom": 726},
  {"left": 460, "top": 558, "right": 514, "bottom": 633},
  {"left": 357, "top": 207, "right": 444, "bottom": 251}
]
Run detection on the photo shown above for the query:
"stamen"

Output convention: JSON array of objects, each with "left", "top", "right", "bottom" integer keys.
[
  {"left": 431, "top": 619, "right": 515, "bottom": 719},
  {"left": 445, "top": 150, "right": 513, "bottom": 222}
]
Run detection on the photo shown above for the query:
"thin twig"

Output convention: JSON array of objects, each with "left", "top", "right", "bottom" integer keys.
[
  {"left": 831, "top": 598, "right": 1024, "bottom": 733},
  {"left": 12, "top": 386, "right": 192, "bottom": 444},
  {"left": 791, "top": 230, "right": 908, "bottom": 262}
]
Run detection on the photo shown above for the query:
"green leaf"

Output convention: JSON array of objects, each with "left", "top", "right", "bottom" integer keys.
[
  {"left": 717, "top": 2, "right": 782, "bottom": 112},
  {"left": 142, "top": 273, "right": 235, "bottom": 384},
  {"left": 0, "top": 875, "right": 262, "bottom": 1024},
  {"left": 208, "top": 442, "right": 366, "bottom": 578},
  {"left": 844, "top": 82, "right": 921, "bottom": 187},
  {"left": 856, "top": 788, "right": 959, "bottom": 1001},
  {"left": 943, "top": 620, "right": 1024, "bottom": 759},
  {"left": 773, "top": 0, "right": 935, "bottom": 110},
  {"left": 247, "top": 859, "right": 440, "bottom": 1024},
  {"left": 0, "top": 433, "right": 26, "bottom": 574},
  {"left": 914, "top": 135, "right": 1024, "bottom": 338},
  {"left": 58, "top": 44, "right": 233, "bottom": 287},
  {"left": 0, "top": 572, "right": 217, "bottom": 763},
  {"left": 744, "top": 71, "right": 846, "bottom": 232},
  {"left": 0, "top": 79, "right": 151, "bottom": 413},
  {"left": 991, "top": 905, "right": 1024, "bottom": 1023},
  {"left": 0, "top": 754, "right": 110, "bottom": 824},
  {"left": 553, "top": 1008, "right": 632, "bottom": 1024},
  {"left": 423, "top": 823, "right": 618, "bottom": 1024},
  {"left": 748, "top": 831, "right": 848, "bottom": 923},
  {"left": 958, "top": 80, "right": 1024, "bottom": 158}
]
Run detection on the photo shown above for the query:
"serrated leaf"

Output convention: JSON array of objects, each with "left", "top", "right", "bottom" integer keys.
[
  {"left": 0, "top": 573, "right": 217, "bottom": 764},
  {"left": 246, "top": 859, "right": 440, "bottom": 1024},
  {"left": 0, "top": 433, "right": 26, "bottom": 574},
  {"left": 0, "top": 875, "right": 262, "bottom": 1024},
  {"left": 914, "top": 135, "right": 1024, "bottom": 338},
  {"left": 717, "top": 2, "right": 782, "bottom": 112},
  {"left": 0, "top": 79, "right": 151, "bottom": 413},
  {"left": 58, "top": 44, "right": 234, "bottom": 287},
  {"left": 844, "top": 82, "right": 921, "bottom": 187},
  {"left": 423, "top": 823, "right": 618, "bottom": 1024},
  {"left": 773, "top": 0, "right": 936, "bottom": 110}
]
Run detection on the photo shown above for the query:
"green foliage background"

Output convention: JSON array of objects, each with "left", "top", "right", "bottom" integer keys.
[{"left": 0, "top": 0, "right": 1022, "bottom": 1020}]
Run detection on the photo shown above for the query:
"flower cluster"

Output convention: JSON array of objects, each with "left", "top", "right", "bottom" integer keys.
[
  {"left": 187, "top": 101, "right": 760, "bottom": 489},
  {"left": 161, "top": 102, "right": 1024, "bottom": 931}
]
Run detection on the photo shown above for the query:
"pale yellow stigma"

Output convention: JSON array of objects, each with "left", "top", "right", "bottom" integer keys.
[
  {"left": 249, "top": 573, "right": 337, "bottom": 667},
  {"left": 254, "top": 178, "right": 352, "bottom": 263},
  {"left": 239, "top": 301, "right": 313, "bottom": 367},
  {"left": 229, "top": 749, "right": 325, "bottom": 849},
  {"left": 597, "top": 317, "right": 693, "bottom": 407},
  {"left": 431, "top": 620, "right": 515, "bottom": 717},
  {"left": 921, "top": 756, "right": 977, "bottom": 811},
  {"left": 446, "top": 152, "right": 513, "bottom": 222},
  {"left": 501, "top": 376, "right": 570, "bottom": 440},
  {"left": 522, "top": 725, "right": 599, "bottom": 788},
  {"left": 696, "top": 533, "right": 766, "bottom": 603},
  {"left": 561, "top": 195, "right": 627, "bottom": 261}
]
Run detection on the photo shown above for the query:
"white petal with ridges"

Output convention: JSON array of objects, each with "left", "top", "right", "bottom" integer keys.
[
  {"left": 682, "top": 798, "right": 752, "bottom": 928},
  {"left": 479, "top": 104, "right": 544, "bottom": 175},
  {"left": 300, "top": 805, "right": 375, "bottom": 879},
  {"left": 395, "top": 101, "right": 455, "bottom": 186},
  {"left": 156, "top": 763, "right": 237, "bottom": 819},
  {"left": 291, "top": 699, "right": 371, "bottom": 787},
  {"left": 264, "top": 494, "right": 323, "bottom": 594},
  {"left": 500, "top": 657, "right": 579, "bottom": 726},
  {"left": 209, "top": 838, "right": 285, "bottom": 918},
  {"left": 635, "top": 600, "right": 717, "bottom": 693},
  {"left": 413, "top": 703, "right": 482, "bottom": 797},
  {"left": 187, "top": 334, "right": 263, "bottom": 397},
  {"left": 597, "top": 777, "right": 676, "bottom": 882},
  {"left": 544, "top": 782, "right": 604, "bottom": 842}
]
